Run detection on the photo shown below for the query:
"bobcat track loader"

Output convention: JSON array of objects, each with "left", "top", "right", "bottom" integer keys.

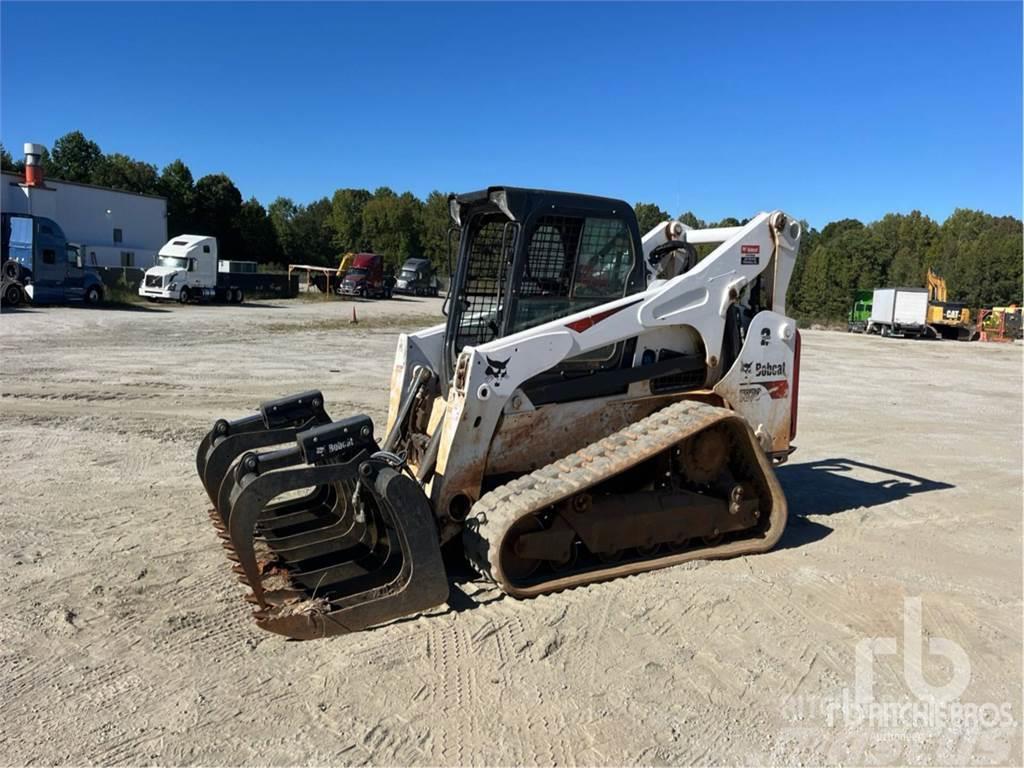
[{"left": 197, "top": 188, "right": 803, "bottom": 639}]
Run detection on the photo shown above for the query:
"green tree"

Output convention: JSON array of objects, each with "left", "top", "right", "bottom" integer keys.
[
  {"left": 93, "top": 153, "right": 159, "bottom": 195},
  {"left": 871, "top": 211, "right": 939, "bottom": 286},
  {"left": 634, "top": 202, "right": 669, "bottom": 234},
  {"left": 419, "top": 190, "right": 455, "bottom": 274},
  {"left": 362, "top": 188, "right": 423, "bottom": 267},
  {"left": 289, "top": 198, "right": 335, "bottom": 267},
  {"left": 677, "top": 211, "right": 706, "bottom": 229},
  {"left": 787, "top": 220, "right": 819, "bottom": 316},
  {"left": 237, "top": 197, "right": 282, "bottom": 265},
  {"left": 0, "top": 143, "right": 22, "bottom": 173},
  {"left": 193, "top": 173, "right": 243, "bottom": 256},
  {"left": 791, "top": 220, "right": 887, "bottom": 322},
  {"left": 48, "top": 130, "right": 104, "bottom": 183},
  {"left": 268, "top": 197, "right": 300, "bottom": 262},
  {"left": 329, "top": 188, "right": 372, "bottom": 252},
  {"left": 927, "top": 210, "right": 1023, "bottom": 308},
  {"left": 158, "top": 159, "right": 195, "bottom": 237}
]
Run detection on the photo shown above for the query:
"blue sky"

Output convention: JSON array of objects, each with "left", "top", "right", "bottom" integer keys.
[{"left": 1, "top": 2, "right": 1020, "bottom": 228}]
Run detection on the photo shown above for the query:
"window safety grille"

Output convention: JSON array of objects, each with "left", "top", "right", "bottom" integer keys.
[{"left": 456, "top": 217, "right": 516, "bottom": 350}]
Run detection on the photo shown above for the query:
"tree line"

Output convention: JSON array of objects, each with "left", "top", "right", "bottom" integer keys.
[
  {"left": 2, "top": 132, "right": 1020, "bottom": 318},
  {"left": 0, "top": 131, "right": 452, "bottom": 274}
]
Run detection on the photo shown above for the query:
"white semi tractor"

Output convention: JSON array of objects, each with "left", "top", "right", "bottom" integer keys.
[
  {"left": 139, "top": 235, "right": 246, "bottom": 304},
  {"left": 868, "top": 287, "right": 928, "bottom": 338}
]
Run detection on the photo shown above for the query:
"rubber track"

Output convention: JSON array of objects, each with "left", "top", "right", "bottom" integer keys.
[{"left": 464, "top": 399, "right": 787, "bottom": 598}]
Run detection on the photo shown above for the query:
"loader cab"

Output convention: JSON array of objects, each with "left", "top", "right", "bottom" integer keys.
[{"left": 444, "top": 187, "right": 646, "bottom": 388}]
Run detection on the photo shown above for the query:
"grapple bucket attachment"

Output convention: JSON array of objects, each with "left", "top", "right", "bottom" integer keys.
[
  {"left": 196, "top": 390, "right": 332, "bottom": 522},
  {"left": 207, "top": 413, "right": 449, "bottom": 640}
]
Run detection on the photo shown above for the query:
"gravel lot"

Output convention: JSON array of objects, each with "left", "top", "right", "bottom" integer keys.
[{"left": 1, "top": 297, "right": 1020, "bottom": 766}]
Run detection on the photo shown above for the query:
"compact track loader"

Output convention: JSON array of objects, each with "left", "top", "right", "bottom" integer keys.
[{"left": 198, "top": 188, "right": 803, "bottom": 639}]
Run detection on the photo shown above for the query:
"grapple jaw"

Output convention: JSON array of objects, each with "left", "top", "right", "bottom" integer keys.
[
  {"left": 199, "top": 399, "right": 449, "bottom": 640},
  {"left": 196, "top": 390, "right": 331, "bottom": 518}
]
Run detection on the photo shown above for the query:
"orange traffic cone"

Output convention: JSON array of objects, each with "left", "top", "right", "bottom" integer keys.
[{"left": 350, "top": 305, "right": 358, "bottom": 324}]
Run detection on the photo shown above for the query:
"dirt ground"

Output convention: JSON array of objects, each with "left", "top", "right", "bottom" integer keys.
[{"left": 1, "top": 296, "right": 1020, "bottom": 766}]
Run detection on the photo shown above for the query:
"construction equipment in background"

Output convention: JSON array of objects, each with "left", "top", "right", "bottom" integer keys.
[
  {"left": 847, "top": 289, "right": 873, "bottom": 333},
  {"left": 977, "top": 306, "right": 1023, "bottom": 342},
  {"left": 867, "top": 287, "right": 928, "bottom": 338},
  {"left": 197, "top": 187, "right": 803, "bottom": 639},
  {"left": 925, "top": 268, "right": 978, "bottom": 341}
]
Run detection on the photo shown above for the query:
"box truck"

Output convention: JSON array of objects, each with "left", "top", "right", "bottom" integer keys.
[
  {"left": 868, "top": 288, "right": 928, "bottom": 338},
  {"left": 139, "top": 235, "right": 245, "bottom": 304}
]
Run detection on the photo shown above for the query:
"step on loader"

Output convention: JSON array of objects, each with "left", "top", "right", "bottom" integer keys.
[{"left": 197, "top": 187, "right": 803, "bottom": 639}]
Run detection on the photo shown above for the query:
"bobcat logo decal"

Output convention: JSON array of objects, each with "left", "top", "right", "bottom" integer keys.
[
  {"left": 741, "top": 361, "right": 753, "bottom": 374},
  {"left": 485, "top": 356, "right": 510, "bottom": 380}
]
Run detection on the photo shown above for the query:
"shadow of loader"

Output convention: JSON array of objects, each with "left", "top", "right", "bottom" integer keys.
[{"left": 775, "top": 457, "right": 955, "bottom": 550}]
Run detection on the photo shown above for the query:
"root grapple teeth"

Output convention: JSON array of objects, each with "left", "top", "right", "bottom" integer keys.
[{"left": 199, "top": 403, "right": 450, "bottom": 640}]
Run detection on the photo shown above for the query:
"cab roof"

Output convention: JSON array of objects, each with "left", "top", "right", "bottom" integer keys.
[{"left": 449, "top": 186, "right": 634, "bottom": 225}]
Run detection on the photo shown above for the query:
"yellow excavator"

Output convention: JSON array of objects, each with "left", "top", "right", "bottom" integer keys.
[{"left": 926, "top": 268, "right": 978, "bottom": 341}]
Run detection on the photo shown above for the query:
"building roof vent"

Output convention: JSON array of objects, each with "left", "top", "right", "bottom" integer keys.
[{"left": 23, "top": 142, "right": 46, "bottom": 187}]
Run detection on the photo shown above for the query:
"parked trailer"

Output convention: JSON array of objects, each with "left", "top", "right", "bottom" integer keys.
[
  {"left": 1, "top": 213, "right": 105, "bottom": 306},
  {"left": 139, "top": 235, "right": 246, "bottom": 304},
  {"left": 868, "top": 288, "right": 928, "bottom": 338}
]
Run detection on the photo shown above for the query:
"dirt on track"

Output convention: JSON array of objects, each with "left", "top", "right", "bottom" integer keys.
[{"left": 1, "top": 297, "right": 1020, "bottom": 766}]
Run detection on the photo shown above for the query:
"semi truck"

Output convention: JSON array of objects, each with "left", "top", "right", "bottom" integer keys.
[
  {"left": 139, "top": 235, "right": 246, "bottom": 304},
  {"left": 847, "top": 289, "right": 873, "bottom": 333},
  {"left": 394, "top": 257, "right": 439, "bottom": 296},
  {"left": 336, "top": 252, "right": 393, "bottom": 299},
  {"left": 867, "top": 287, "right": 928, "bottom": 338},
  {"left": 1, "top": 213, "right": 105, "bottom": 307}
]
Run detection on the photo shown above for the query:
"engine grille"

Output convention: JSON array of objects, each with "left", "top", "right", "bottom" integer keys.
[{"left": 145, "top": 274, "right": 163, "bottom": 288}]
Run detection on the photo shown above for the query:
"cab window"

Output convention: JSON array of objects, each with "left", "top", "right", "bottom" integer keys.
[{"left": 509, "top": 215, "right": 634, "bottom": 333}]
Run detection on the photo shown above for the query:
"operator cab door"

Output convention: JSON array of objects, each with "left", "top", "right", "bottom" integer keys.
[
  {"left": 444, "top": 197, "right": 645, "bottom": 396},
  {"left": 64, "top": 245, "right": 85, "bottom": 300},
  {"left": 509, "top": 212, "right": 644, "bottom": 402},
  {"left": 33, "top": 219, "right": 69, "bottom": 303}
]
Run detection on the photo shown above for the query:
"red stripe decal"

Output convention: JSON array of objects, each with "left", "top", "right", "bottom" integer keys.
[
  {"left": 761, "top": 379, "right": 789, "bottom": 400},
  {"left": 565, "top": 299, "right": 641, "bottom": 333}
]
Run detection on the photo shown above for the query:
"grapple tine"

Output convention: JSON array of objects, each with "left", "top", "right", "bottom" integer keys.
[
  {"left": 211, "top": 416, "right": 448, "bottom": 639},
  {"left": 197, "top": 391, "right": 331, "bottom": 514}
]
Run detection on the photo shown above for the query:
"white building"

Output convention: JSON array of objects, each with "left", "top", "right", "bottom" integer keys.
[{"left": 2, "top": 143, "right": 167, "bottom": 268}]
